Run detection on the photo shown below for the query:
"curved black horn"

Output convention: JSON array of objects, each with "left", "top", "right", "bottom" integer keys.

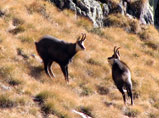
[
  {"left": 82, "top": 33, "right": 86, "bottom": 41},
  {"left": 116, "top": 47, "right": 120, "bottom": 52},
  {"left": 114, "top": 46, "right": 117, "bottom": 54}
]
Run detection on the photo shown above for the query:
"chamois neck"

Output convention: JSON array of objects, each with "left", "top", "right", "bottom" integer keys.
[{"left": 67, "top": 43, "right": 77, "bottom": 57}]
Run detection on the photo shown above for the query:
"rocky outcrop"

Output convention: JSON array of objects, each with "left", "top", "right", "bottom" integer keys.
[
  {"left": 50, "top": 0, "right": 105, "bottom": 27},
  {"left": 127, "top": 0, "right": 154, "bottom": 25},
  {"left": 50, "top": 0, "right": 155, "bottom": 28}
]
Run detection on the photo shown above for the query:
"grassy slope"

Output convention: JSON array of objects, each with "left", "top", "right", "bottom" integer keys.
[{"left": 0, "top": 0, "right": 159, "bottom": 118}]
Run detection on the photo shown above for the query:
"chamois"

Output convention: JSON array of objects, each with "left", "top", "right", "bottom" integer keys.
[
  {"left": 107, "top": 46, "right": 133, "bottom": 105},
  {"left": 35, "top": 33, "right": 86, "bottom": 82}
]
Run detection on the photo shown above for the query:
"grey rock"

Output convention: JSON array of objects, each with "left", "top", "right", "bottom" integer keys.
[
  {"left": 69, "top": 0, "right": 76, "bottom": 11},
  {"left": 75, "top": 0, "right": 104, "bottom": 27},
  {"left": 139, "top": 2, "right": 153, "bottom": 24},
  {"left": 103, "top": 3, "right": 109, "bottom": 16}
]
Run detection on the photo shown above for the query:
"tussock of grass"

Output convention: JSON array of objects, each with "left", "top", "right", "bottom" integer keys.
[
  {"left": 88, "top": 28, "right": 105, "bottom": 37},
  {"left": 34, "top": 90, "right": 52, "bottom": 103},
  {"left": 153, "top": 101, "right": 159, "bottom": 109},
  {"left": 8, "top": 78, "right": 22, "bottom": 86},
  {"left": 139, "top": 25, "right": 159, "bottom": 41},
  {"left": 18, "top": 35, "right": 34, "bottom": 43},
  {"left": 96, "top": 85, "right": 110, "bottom": 95},
  {"left": 35, "top": 88, "right": 78, "bottom": 117},
  {"left": 76, "top": 17, "right": 93, "bottom": 31},
  {"left": 124, "top": 106, "right": 142, "bottom": 117},
  {"left": 8, "top": 25, "right": 25, "bottom": 35},
  {"left": 12, "top": 17, "right": 24, "bottom": 26},
  {"left": 104, "top": 13, "right": 140, "bottom": 33},
  {"left": 77, "top": 106, "right": 93, "bottom": 117},
  {"left": 87, "top": 58, "right": 102, "bottom": 66},
  {"left": 0, "top": 64, "right": 18, "bottom": 79},
  {"left": 0, "top": 94, "right": 17, "bottom": 108},
  {"left": 79, "top": 84, "right": 94, "bottom": 96},
  {"left": 149, "top": 112, "right": 159, "bottom": 118}
]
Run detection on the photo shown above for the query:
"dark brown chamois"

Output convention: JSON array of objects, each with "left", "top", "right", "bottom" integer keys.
[
  {"left": 35, "top": 33, "right": 86, "bottom": 82},
  {"left": 107, "top": 46, "right": 133, "bottom": 105}
]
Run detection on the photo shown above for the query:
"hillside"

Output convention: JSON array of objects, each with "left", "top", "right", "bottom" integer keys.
[{"left": 0, "top": 0, "right": 159, "bottom": 118}]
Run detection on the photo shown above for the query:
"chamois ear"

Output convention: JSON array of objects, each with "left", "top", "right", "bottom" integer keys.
[{"left": 77, "top": 35, "right": 81, "bottom": 41}]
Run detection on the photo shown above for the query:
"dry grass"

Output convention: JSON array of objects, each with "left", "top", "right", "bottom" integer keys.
[
  {"left": 0, "top": 0, "right": 159, "bottom": 118},
  {"left": 104, "top": 13, "right": 141, "bottom": 33}
]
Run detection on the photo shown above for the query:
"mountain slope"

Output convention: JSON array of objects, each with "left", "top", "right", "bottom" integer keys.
[{"left": 0, "top": 0, "right": 159, "bottom": 118}]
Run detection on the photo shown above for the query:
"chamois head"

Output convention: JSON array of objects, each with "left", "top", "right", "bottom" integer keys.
[
  {"left": 108, "top": 46, "right": 120, "bottom": 65},
  {"left": 75, "top": 33, "right": 86, "bottom": 52}
]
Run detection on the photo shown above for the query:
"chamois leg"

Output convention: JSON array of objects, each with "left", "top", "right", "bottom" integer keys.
[
  {"left": 65, "top": 66, "right": 68, "bottom": 81},
  {"left": 60, "top": 65, "right": 69, "bottom": 82},
  {"left": 127, "top": 87, "right": 133, "bottom": 105},
  {"left": 48, "top": 61, "right": 55, "bottom": 78},
  {"left": 118, "top": 86, "right": 126, "bottom": 105},
  {"left": 43, "top": 60, "right": 53, "bottom": 79}
]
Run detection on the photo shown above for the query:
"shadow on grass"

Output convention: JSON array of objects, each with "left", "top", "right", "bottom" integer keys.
[
  {"left": 29, "top": 65, "right": 44, "bottom": 79},
  {"left": 33, "top": 93, "right": 50, "bottom": 118}
]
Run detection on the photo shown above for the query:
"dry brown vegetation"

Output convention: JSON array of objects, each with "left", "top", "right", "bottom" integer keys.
[{"left": 0, "top": 0, "right": 159, "bottom": 118}]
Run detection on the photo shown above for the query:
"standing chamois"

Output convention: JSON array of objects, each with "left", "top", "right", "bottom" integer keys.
[
  {"left": 35, "top": 33, "right": 87, "bottom": 82},
  {"left": 107, "top": 46, "right": 133, "bottom": 105}
]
